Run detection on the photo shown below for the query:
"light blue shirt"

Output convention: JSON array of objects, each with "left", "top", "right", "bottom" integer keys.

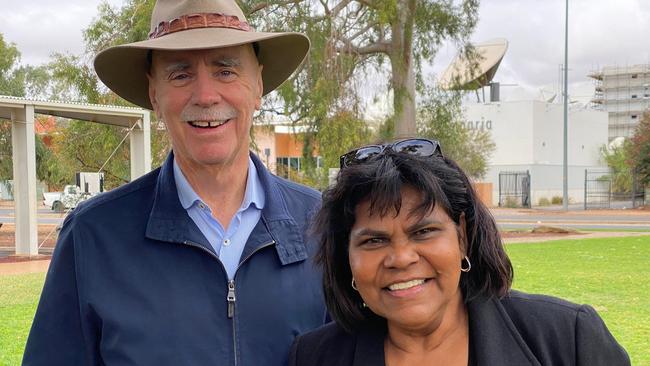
[{"left": 173, "top": 157, "right": 265, "bottom": 280}]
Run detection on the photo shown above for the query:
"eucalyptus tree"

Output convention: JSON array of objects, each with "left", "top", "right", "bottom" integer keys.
[{"left": 240, "top": 0, "right": 480, "bottom": 137}]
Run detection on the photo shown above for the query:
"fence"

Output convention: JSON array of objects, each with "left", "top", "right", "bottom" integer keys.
[
  {"left": 584, "top": 168, "right": 646, "bottom": 209},
  {"left": 498, "top": 171, "right": 531, "bottom": 208}
]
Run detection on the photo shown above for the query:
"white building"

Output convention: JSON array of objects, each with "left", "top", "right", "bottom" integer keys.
[
  {"left": 589, "top": 64, "right": 650, "bottom": 140},
  {"left": 463, "top": 100, "right": 609, "bottom": 206}
]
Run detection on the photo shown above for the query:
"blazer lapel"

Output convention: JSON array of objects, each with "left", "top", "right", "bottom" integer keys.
[
  {"left": 468, "top": 297, "right": 541, "bottom": 366},
  {"left": 353, "top": 324, "right": 386, "bottom": 366}
]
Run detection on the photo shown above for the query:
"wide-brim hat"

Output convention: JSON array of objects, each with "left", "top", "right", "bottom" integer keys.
[{"left": 94, "top": 0, "right": 310, "bottom": 110}]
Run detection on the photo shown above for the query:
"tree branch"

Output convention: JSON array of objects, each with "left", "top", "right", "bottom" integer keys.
[
  {"left": 329, "top": 0, "right": 355, "bottom": 17},
  {"left": 248, "top": 1, "right": 303, "bottom": 15},
  {"left": 347, "top": 21, "right": 378, "bottom": 43},
  {"left": 75, "top": 154, "right": 128, "bottom": 184},
  {"left": 353, "top": 0, "right": 379, "bottom": 10},
  {"left": 335, "top": 40, "right": 391, "bottom": 55}
]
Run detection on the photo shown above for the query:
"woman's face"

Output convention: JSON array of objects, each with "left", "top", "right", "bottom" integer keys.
[{"left": 348, "top": 186, "right": 466, "bottom": 332}]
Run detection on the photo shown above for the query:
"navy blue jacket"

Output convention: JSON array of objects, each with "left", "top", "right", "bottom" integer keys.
[
  {"left": 23, "top": 153, "right": 327, "bottom": 366},
  {"left": 289, "top": 291, "right": 630, "bottom": 365}
]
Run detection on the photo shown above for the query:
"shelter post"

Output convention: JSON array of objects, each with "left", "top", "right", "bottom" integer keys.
[
  {"left": 129, "top": 111, "right": 151, "bottom": 181},
  {"left": 11, "top": 105, "right": 38, "bottom": 255}
]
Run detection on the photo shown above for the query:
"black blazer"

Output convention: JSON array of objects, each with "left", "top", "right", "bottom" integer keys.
[{"left": 289, "top": 291, "right": 630, "bottom": 366}]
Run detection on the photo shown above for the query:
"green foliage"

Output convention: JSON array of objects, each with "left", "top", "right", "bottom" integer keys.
[
  {"left": 0, "top": 34, "right": 26, "bottom": 97},
  {"left": 0, "top": 123, "right": 12, "bottom": 181},
  {"left": 416, "top": 87, "right": 494, "bottom": 179},
  {"left": 551, "top": 196, "right": 563, "bottom": 205},
  {"left": 538, "top": 197, "right": 550, "bottom": 206},
  {"left": 628, "top": 111, "right": 650, "bottom": 187},
  {"left": 317, "top": 111, "right": 372, "bottom": 172},
  {"left": 83, "top": 0, "right": 155, "bottom": 54},
  {"left": 0, "top": 34, "right": 25, "bottom": 181},
  {"left": 601, "top": 142, "right": 634, "bottom": 193},
  {"left": 29, "top": 53, "right": 102, "bottom": 104}
]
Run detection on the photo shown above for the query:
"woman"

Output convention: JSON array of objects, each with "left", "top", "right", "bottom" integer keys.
[{"left": 290, "top": 138, "right": 630, "bottom": 366}]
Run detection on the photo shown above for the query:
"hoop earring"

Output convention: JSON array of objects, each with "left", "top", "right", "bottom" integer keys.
[
  {"left": 460, "top": 256, "right": 471, "bottom": 273},
  {"left": 351, "top": 278, "right": 359, "bottom": 291}
]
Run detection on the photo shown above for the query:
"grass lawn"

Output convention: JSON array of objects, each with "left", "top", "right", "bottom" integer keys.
[
  {"left": 507, "top": 235, "right": 650, "bottom": 366},
  {"left": 0, "top": 273, "right": 44, "bottom": 366},
  {"left": 0, "top": 236, "right": 648, "bottom": 365}
]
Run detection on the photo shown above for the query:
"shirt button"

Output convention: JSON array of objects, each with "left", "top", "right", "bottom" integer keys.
[
  {"left": 198, "top": 203, "right": 206, "bottom": 209},
  {"left": 223, "top": 239, "right": 231, "bottom": 246}
]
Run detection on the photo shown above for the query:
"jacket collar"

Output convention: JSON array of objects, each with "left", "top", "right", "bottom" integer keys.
[
  {"left": 467, "top": 296, "right": 541, "bottom": 366},
  {"left": 145, "top": 152, "right": 308, "bottom": 266},
  {"left": 351, "top": 296, "right": 541, "bottom": 366}
]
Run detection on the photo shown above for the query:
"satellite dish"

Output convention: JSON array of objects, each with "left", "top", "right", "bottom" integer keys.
[{"left": 439, "top": 38, "right": 508, "bottom": 91}]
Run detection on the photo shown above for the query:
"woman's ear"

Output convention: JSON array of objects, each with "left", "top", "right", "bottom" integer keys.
[{"left": 459, "top": 212, "right": 468, "bottom": 254}]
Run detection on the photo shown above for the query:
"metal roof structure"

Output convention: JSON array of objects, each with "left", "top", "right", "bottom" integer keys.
[
  {"left": 0, "top": 95, "right": 152, "bottom": 256},
  {"left": 0, "top": 95, "right": 148, "bottom": 127}
]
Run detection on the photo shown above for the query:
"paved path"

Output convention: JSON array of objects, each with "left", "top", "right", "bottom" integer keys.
[{"left": 0, "top": 259, "right": 50, "bottom": 276}]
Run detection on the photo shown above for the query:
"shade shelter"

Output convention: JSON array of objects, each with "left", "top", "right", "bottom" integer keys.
[{"left": 0, "top": 95, "right": 151, "bottom": 256}]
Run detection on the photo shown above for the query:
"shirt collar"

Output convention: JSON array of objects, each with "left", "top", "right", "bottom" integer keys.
[
  {"left": 173, "top": 157, "right": 265, "bottom": 212},
  {"left": 241, "top": 155, "right": 265, "bottom": 211}
]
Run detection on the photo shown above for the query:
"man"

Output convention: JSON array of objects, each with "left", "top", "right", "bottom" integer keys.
[{"left": 22, "top": 1, "right": 326, "bottom": 365}]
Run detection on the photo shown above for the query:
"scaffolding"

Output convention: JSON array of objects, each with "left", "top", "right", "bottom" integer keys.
[{"left": 588, "top": 64, "right": 650, "bottom": 140}]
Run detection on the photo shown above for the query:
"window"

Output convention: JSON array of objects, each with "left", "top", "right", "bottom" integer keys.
[
  {"left": 631, "top": 94, "right": 638, "bottom": 99},
  {"left": 276, "top": 157, "right": 302, "bottom": 179},
  {"left": 631, "top": 74, "right": 638, "bottom": 79},
  {"left": 631, "top": 115, "right": 638, "bottom": 120}
]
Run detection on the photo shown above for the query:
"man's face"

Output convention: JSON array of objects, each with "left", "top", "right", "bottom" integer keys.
[{"left": 148, "top": 45, "right": 263, "bottom": 171}]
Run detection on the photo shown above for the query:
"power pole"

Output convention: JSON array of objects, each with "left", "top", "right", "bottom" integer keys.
[{"left": 563, "top": 0, "right": 569, "bottom": 211}]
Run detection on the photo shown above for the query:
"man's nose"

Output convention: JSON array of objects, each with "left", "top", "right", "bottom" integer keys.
[
  {"left": 383, "top": 241, "right": 419, "bottom": 269},
  {"left": 191, "top": 70, "right": 222, "bottom": 107}
]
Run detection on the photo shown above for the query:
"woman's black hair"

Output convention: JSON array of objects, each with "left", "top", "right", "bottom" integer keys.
[{"left": 313, "top": 148, "right": 513, "bottom": 333}]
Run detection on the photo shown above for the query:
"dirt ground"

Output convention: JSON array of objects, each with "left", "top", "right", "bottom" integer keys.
[{"left": 0, "top": 223, "right": 57, "bottom": 263}]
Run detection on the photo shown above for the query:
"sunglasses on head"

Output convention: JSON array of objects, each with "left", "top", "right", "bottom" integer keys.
[{"left": 339, "top": 138, "right": 443, "bottom": 169}]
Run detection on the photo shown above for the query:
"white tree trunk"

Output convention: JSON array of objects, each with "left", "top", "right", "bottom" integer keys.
[{"left": 391, "top": 0, "right": 417, "bottom": 138}]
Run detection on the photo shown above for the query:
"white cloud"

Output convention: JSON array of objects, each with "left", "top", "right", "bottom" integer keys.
[
  {"left": 427, "top": 0, "right": 649, "bottom": 103},
  {"left": 1, "top": 0, "right": 123, "bottom": 66}
]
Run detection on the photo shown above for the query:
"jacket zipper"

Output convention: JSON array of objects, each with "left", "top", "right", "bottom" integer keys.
[
  {"left": 183, "top": 239, "right": 277, "bottom": 366},
  {"left": 229, "top": 240, "right": 276, "bottom": 366}
]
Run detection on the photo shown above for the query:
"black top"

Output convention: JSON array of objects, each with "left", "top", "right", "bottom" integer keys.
[{"left": 289, "top": 290, "right": 630, "bottom": 366}]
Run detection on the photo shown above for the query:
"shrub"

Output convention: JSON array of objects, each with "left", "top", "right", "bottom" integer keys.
[
  {"left": 551, "top": 196, "right": 563, "bottom": 205},
  {"left": 504, "top": 196, "right": 520, "bottom": 208},
  {"left": 538, "top": 197, "right": 550, "bottom": 206}
]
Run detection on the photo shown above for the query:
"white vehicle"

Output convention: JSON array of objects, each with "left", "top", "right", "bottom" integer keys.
[
  {"left": 43, "top": 185, "right": 90, "bottom": 212},
  {"left": 43, "top": 172, "right": 105, "bottom": 212}
]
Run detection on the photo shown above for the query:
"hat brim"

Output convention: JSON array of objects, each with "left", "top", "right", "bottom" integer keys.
[{"left": 94, "top": 28, "right": 309, "bottom": 110}]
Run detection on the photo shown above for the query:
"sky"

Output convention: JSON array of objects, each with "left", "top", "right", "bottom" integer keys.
[{"left": 1, "top": 0, "right": 649, "bottom": 106}]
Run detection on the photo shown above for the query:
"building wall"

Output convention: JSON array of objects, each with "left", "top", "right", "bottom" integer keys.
[
  {"left": 251, "top": 126, "right": 277, "bottom": 174},
  {"left": 465, "top": 100, "right": 608, "bottom": 206},
  {"left": 251, "top": 125, "right": 318, "bottom": 177}
]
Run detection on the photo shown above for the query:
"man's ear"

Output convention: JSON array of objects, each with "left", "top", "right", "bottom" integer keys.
[
  {"left": 255, "top": 64, "right": 264, "bottom": 110},
  {"left": 147, "top": 73, "right": 160, "bottom": 116}
]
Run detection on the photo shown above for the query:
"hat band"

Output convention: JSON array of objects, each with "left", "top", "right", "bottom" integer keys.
[{"left": 149, "top": 12, "right": 253, "bottom": 39}]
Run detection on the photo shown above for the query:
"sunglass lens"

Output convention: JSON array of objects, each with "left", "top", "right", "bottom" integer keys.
[
  {"left": 354, "top": 147, "right": 381, "bottom": 161},
  {"left": 394, "top": 139, "right": 435, "bottom": 156}
]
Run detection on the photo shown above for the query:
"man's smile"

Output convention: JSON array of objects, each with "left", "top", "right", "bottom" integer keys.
[{"left": 187, "top": 119, "right": 231, "bottom": 128}]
